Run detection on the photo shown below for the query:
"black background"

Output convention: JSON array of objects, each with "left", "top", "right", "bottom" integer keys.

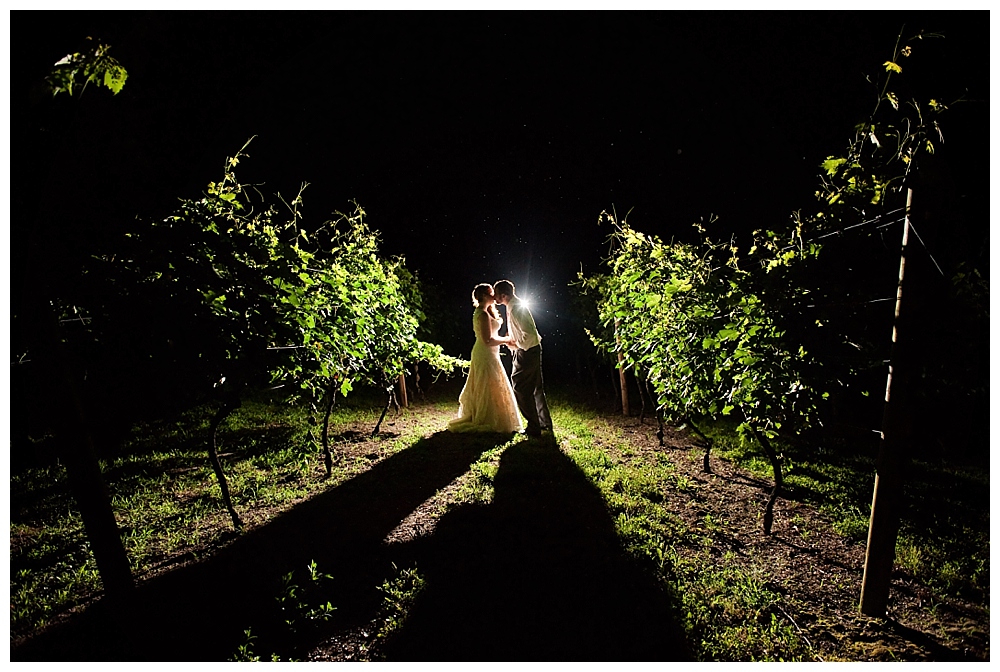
[{"left": 13, "top": 10, "right": 990, "bottom": 372}]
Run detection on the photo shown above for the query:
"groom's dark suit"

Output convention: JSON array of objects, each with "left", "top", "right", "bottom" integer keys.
[{"left": 505, "top": 296, "right": 552, "bottom": 436}]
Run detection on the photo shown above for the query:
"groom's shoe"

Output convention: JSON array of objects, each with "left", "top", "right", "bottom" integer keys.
[{"left": 520, "top": 428, "right": 543, "bottom": 438}]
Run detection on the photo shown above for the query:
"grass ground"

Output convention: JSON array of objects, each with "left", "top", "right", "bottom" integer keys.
[{"left": 9, "top": 379, "right": 989, "bottom": 661}]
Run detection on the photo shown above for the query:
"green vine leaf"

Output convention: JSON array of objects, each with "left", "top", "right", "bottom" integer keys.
[
  {"left": 822, "top": 157, "right": 846, "bottom": 176},
  {"left": 102, "top": 64, "right": 128, "bottom": 94}
]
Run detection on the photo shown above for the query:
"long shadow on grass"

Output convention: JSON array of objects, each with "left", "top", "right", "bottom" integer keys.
[
  {"left": 377, "top": 437, "right": 692, "bottom": 661},
  {"left": 11, "top": 431, "right": 508, "bottom": 662}
]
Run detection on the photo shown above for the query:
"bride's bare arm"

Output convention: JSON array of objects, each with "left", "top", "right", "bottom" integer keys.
[{"left": 476, "top": 310, "right": 512, "bottom": 347}]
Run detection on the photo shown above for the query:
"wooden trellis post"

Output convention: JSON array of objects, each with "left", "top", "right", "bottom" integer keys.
[
  {"left": 859, "top": 187, "right": 915, "bottom": 616},
  {"left": 615, "top": 318, "right": 630, "bottom": 416},
  {"left": 398, "top": 372, "right": 408, "bottom": 408}
]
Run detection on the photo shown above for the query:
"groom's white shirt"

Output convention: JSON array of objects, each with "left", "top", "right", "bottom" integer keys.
[{"left": 506, "top": 297, "right": 541, "bottom": 351}]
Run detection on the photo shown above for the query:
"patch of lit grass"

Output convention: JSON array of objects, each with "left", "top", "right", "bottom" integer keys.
[
  {"left": 449, "top": 436, "right": 519, "bottom": 507},
  {"left": 551, "top": 404, "right": 814, "bottom": 661},
  {"left": 660, "top": 547, "right": 812, "bottom": 661},
  {"left": 365, "top": 564, "right": 428, "bottom": 660}
]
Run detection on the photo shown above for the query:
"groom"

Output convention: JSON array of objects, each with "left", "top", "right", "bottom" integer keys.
[{"left": 493, "top": 280, "right": 552, "bottom": 437}]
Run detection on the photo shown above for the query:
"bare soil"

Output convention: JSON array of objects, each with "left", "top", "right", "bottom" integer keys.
[{"left": 583, "top": 412, "right": 989, "bottom": 662}]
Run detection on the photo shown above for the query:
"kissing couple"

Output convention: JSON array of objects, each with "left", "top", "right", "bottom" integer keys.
[{"left": 447, "top": 279, "right": 552, "bottom": 438}]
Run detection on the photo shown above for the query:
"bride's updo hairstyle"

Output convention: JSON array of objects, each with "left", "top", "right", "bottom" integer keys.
[{"left": 471, "top": 283, "right": 494, "bottom": 308}]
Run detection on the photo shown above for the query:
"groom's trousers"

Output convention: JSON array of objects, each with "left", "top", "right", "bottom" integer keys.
[{"left": 512, "top": 344, "right": 552, "bottom": 434}]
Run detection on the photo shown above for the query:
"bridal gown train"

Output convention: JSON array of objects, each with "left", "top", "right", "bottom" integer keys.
[{"left": 448, "top": 308, "right": 523, "bottom": 434}]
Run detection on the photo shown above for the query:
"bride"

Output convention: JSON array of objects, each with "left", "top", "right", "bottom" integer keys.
[{"left": 448, "top": 283, "right": 523, "bottom": 434}]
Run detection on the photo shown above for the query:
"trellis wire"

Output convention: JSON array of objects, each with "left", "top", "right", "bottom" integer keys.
[
  {"left": 779, "top": 207, "right": 906, "bottom": 252},
  {"left": 779, "top": 204, "right": 944, "bottom": 278}
]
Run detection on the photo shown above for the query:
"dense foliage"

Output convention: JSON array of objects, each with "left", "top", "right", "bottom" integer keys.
[
  {"left": 99, "top": 140, "right": 464, "bottom": 401},
  {"left": 86, "top": 139, "right": 466, "bottom": 518},
  {"left": 578, "top": 212, "right": 830, "bottom": 533}
]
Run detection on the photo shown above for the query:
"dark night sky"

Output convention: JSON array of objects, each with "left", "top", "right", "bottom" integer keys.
[{"left": 13, "top": 9, "right": 990, "bottom": 371}]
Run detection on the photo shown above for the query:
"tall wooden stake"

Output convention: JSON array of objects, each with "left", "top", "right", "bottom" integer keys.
[
  {"left": 615, "top": 318, "right": 630, "bottom": 416},
  {"left": 398, "top": 372, "right": 408, "bottom": 408},
  {"left": 860, "top": 188, "right": 915, "bottom": 616}
]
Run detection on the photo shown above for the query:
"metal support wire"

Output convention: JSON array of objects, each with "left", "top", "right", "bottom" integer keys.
[
  {"left": 904, "top": 219, "right": 946, "bottom": 278},
  {"left": 779, "top": 208, "right": 906, "bottom": 252},
  {"left": 809, "top": 209, "right": 906, "bottom": 244},
  {"left": 876, "top": 217, "right": 945, "bottom": 278},
  {"left": 773, "top": 203, "right": 944, "bottom": 281},
  {"left": 804, "top": 296, "right": 897, "bottom": 309}
]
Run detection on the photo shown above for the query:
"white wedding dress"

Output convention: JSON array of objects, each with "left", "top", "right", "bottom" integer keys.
[{"left": 448, "top": 308, "right": 523, "bottom": 434}]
